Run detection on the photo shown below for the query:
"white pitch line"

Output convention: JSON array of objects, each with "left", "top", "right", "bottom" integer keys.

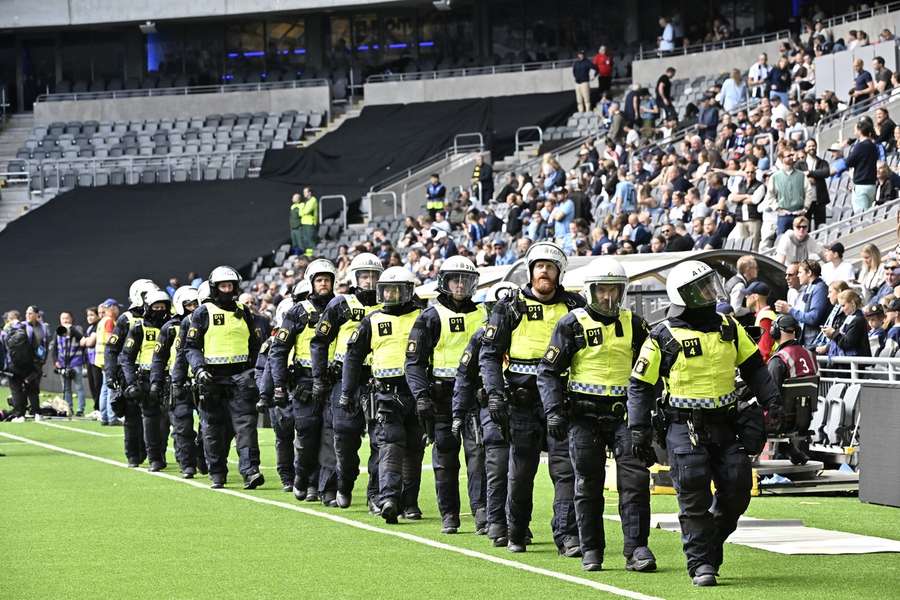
[
  {"left": 1, "top": 431, "right": 662, "bottom": 600},
  {"left": 35, "top": 421, "right": 121, "bottom": 437}
]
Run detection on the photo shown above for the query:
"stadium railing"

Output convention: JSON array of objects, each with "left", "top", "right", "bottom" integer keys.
[
  {"left": 636, "top": 29, "right": 790, "bottom": 61},
  {"left": 820, "top": 0, "right": 900, "bottom": 27},
  {"left": 366, "top": 59, "right": 580, "bottom": 84}
]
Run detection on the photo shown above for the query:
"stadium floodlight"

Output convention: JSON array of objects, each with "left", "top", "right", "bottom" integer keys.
[
  {"left": 139, "top": 21, "right": 157, "bottom": 35},
  {"left": 433, "top": 0, "right": 452, "bottom": 10}
]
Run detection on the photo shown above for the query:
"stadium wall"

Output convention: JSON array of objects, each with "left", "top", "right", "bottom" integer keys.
[
  {"left": 363, "top": 67, "right": 594, "bottom": 106},
  {"left": 32, "top": 85, "right": 331, "bottom": 124}
]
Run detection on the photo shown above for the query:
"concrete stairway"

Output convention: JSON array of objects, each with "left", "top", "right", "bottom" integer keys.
[{"left": 0, "top": 113, "right": 35, "bottom": 171}]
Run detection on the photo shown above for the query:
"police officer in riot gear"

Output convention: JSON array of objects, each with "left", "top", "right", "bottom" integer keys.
[
  {"left": 406, "top": 256, "right": 484, "bottom": 534},
  {"left": 185, "top": 266, "right": 265, "bottom": 490},
  {"left": 310, "top": 253, "right": 384, "bottom": 510},
  {"left": 480, "top": 241, "right": 583, "bottom": 555},
  {"left": 119, "top": 290, "right": 173, "bottom": 472},
  {"left": 270, "top": 259, "right": 339, "bottom": 502},
  {"left": 537, "top": 257, "right": 655, "bottom": 572},
  {"left": 628, "top": 260, "right": 780, "bottom": 587},
  {"left": 150, "top": 285, "right": 201, "bottom": 478},
  {"left": 341, "top": 267, "right": 422, "bottom": 523},
  {"left": 766, "top": 314, "right": 818, "bottom": 465},
  {"left": 105, "top": 278, "right": 159, "bottom": 467},
  {"left": 453, "top": 281, "right": 518, "bottom": 543}
]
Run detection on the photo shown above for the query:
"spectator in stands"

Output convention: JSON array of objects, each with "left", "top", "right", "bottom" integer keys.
[
  {"left": 656, "top": 67, "right": 677, "bottom": 121},
  {"left": 875, "top": 162, "right": 900, "bottom": 205},
  {"left": 797, "top": 139, "right": 831, "bottom": 229},
  {"left": 775, "top": 259, "right": 829, "bottom": 347},
  {"left": 490, "top": 238, "right": 517, "bottom": 266},
  {"left": 870, "top": 259, "right": 900, "bottom": 306},
  {"left": 850, "top": 58, "right": 874, "bottom": 108},
  {"left": 819, "top": 289, "right": 870, "bottom": 358},
  {"left": 846, "top": 119, "right": 879, "bottom": 213},
  {"left": 593, "top": 46, "right": 613, "bottom": 98},
  {"left": 607, "top": 102, "right": 625, "bottom": 145},
  {"left": 827, "top": 142, "right": 847, "bottom": 179},
  {"left": 872, "top": 56, "right": 894, "bottom": 96},
  {"left": 472, "top": 154, "right": 493, "bottom": 204},
  {"left": 785, "top": 261, "right": 802, "bottom": 305},
  {"left": 874, "top": 107, "right": 896, "bottom": 152},
  {"left": 717, "top": 68, "right": 748, "bottom": 112},
  {"left": 821, "top": 242, "right": 857, "bottom": 284},
  {"left": 697, "top": 94, "right": 719, "bottom": 142},
  {"left": 774, "top": 215, "right": 822, "bottom": 265},
  {"left": 51, "top": 311, "right": 86, "bottom": 417},
  {"left": 426, "top": 173, "right": 447, "bottom": 219},
  {"left": 768, "top": 151, "right": 814, "bottom": 235},
  {"left": 885, "top": 298, "right": 900, "bottom": 346},
  {"left": 745, "top": 281, "right": 776, "bottom": 361},
  {"left": 768, "top": 56, "right": 792, "bottom": 105},
  {"left": 613, "top": 167, "right": 637, "bottom": 214},
  {"left": 622, "top": 84, "right": 641, "bottom": 128},
  {"left": 298, "top": 187, "right": 319, "bottom": 258},
  {"left": 859, "top": 243, "right": 885, "bottom": 301},
  {"left": 748, "top": 53, "right": 771, "bottom": 99},
  {"left": 864, "top": 303, "right": 887, "bottom": 356},
  {"left": 289, "top": 193, "right": 303, "bottom": 255},
  {"left": 165, "top": 277, "right": 179, "bottom": 298},
  {"left": 725, "top": 255, "right": 758, "bottom": 324},
  {"left": 658, "top": 17, "right": 675, "bottom": 52},
  {"left": 572, "top": 50, "right": 596, "bottom": 113}
]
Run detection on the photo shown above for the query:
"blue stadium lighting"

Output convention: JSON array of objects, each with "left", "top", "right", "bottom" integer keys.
[
  {"left": 293, "top": 48, "right": 306, "bottom": 55},
  {"left": 418, "top": 41, "right": 435, "bottom": 47},
  {"left": 388, "top": 43, "right": 408, "bottom": 49},
  {"left": 358, "top": 45, "right": 370, "bottom": 51},
  {"left": 243, "top": 51, "right": 265, "bottom": 57},
  {"left": 227, "top": 52, "right": 239, "bottom": 58}
]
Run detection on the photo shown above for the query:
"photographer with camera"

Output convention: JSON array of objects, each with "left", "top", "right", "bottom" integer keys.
[{"left": 50, "top": 311, "right": 86, "bottom": 417}]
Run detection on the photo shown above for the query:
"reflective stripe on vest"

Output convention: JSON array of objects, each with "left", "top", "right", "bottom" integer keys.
[
  {"left": 567, "top": 308, "right": 633, "bottom": 396},
  {"left": 137, "top": 324, "right": 160, "bottom": 369},
  {"left": 167, "top": 324, "right": 179, "bottom": 370},
  {"left": 94, "top": 316, "right": 113, "bottom": 368},
  {"left": 294, "top": 300, "right": 331, "bottom": 368},
  {"left": 432, "top": 303, "right": 485, "bottom": 379},
  {"left": 333, "top": 295, "right": 381, "bottom": 365},
  {"left": 370, "top": 310, "right": 420, "bottom": 379},
  {"left": 204, "top": 303, "right": 250, "bottom": 365},
  {"left": 664, "top": 316, "right": 740, "bottom": 409},
  {"left": 774, "top": 343, "right": 818, "bottom": 378},
  {"left": 508, "top": 294, "right": 570, "bottom": 373}
]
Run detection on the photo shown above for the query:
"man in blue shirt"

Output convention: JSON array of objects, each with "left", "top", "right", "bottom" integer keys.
[{"left": 551, "top": 189, "right": 575, "bottom": 238}]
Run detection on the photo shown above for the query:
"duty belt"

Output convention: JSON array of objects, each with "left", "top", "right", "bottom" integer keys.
[
  {"left": 373, "top": 367, "right": 404, "bottom": 378},
  {"left": 206, "top": 355, "right": 249, "bottom": 365},
  {"left": 293, "top": 357, "right": 313, "bottom": 368},
  {"left": 432, "top": 367, "right": 458, "bottom": 378},
  {"left": 669, "top": 390, "right": 739, "bottom": 410},
  {"left": 507, "top": 361, "right": 538, "bottom": 375},
  {"left": 567, "top": 382, "right": 627, "bottom": 396}
]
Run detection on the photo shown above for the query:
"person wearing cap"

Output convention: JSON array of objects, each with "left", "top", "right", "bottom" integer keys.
[
  {"left": 827, "top": 143, "right": 847, "bottom": 181},
  {"left": 490, "top": 238, "right": 516, "bottom": 266},
  {"left": 745, "top": 281, "right": 777, "bottom": 361},
  {"left": 884, "top": 297, "right": 900, "bottom": 346},
  {"left": 821, "top": 242, "right": 857, "bottom": 285},
  {"left": 864, "top": 304, "right": 888, "bottom": 355},
  {"left": 572, "top": 50, "right": 596, "bottom": 113}
]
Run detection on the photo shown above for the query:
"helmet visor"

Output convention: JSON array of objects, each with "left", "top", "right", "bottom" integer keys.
[
  {"left": 438, "top": 272, "right": 478, "bottom": 300},
  {"left": 677, "top": 271, "right": 725, "bottom": 309},
  {"left": 354, "top": 269, "right": 381, "bottom": 291},
  {"left": 587, "top": 282, "right": 627, "bottom": 316},
  {"left": 376, "top": 282, "right": 413, "bottom": 306}
]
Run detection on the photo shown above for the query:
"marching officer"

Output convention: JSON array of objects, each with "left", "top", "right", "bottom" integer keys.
[
  {"left": 310, "top": 253, "right": 384, "bottom": 510},
  {"left": 405, "top": 256, "right": 484, "bottom": 534},
  {"left": 537, "top": 256, "right": 656, "bottom": 573},
  {"left": 185, "top": 266, "right": 265, "bottom": 490},
  {"left": 480, "top": 241, "right": 583, "bottom": 555},
  {"left": 453, "top": 281, "right": 518, "bottom": 544},
  {"left": 105, "top": 278, "right": 159, "bottom": 467},
  {"left": 150, "top": 285, "right": 201, "bottom": 478},
  {"left": 270, "top": 259, "right": 339, "bottom": 502},
  {"left": 341, "top": 266, "right": 422, "bottom": 524},
  {"left": 628, "top": 260, "right": 780, "bottom": 587},
  {"left": 119, "top": 289, "right": 173, "bottom": 472}
]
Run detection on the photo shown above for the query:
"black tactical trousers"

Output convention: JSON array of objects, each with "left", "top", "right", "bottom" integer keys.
[
  {"left": 318, "top": 392, "right": 338, "bottom": 494},
  {"left": 169, "top": 386, "right": 201, "bottom": 472},
  {"left": 374, "top": 391, "right": 425, "bottom": 508},
  {"left": 121, "top": 395, "right": 146, "bottom": 465},
  {"left": 199, "top": 372, "right": 262, "bottom": 480},
  {"left": 568, "top": 416, "right": 650, "bottom": 564},
  {"left": 480, "top": 407, "right": 508, "bottom": 538},
  {"left": 291, "top": 376, "right": 323, "bottom": 491},
  {"left": 329, "top": 381, "right": 367, "bottom": 495},
  {"left": 269, "top": 404, "right": 295, "bottom": 486},
  {"left": 666, "top": 421, "right": 752, "bottom": 576}
]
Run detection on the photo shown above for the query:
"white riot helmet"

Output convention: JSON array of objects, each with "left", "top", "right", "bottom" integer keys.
[
  {"left": 197, "top": 281, "right": 212, "bottom": 303},
  {"left": 128, "top": 278, "right": 159, "bottom": 309},
  {"left": 666, "top": 260, "right": 726, "bottom": 315},
  {"left": 209, "top": 265, "right": 241, "bottom": 303},
  {"left": 526, "top": 241, "right": 567, "bottom": 284},
  {"left": 172, "top": 286, "right": 199, "bottom": 316},
  {"left": 376, "top": 266, "right": 417, "bottom": 307},
  {"left": 143, "top": 289, "right": 172, "bottom": 311},
  {"left": 306, "top": 259, "right": 337, "bottom": 285},
  {"left": 583, "top": 256, "right": 628, "bottom": 317},
  {"left": 292, "top": 279, "right": 311, "bottom": 300},
  {"left": 484, "top": 281, "right": 519, "bottom": 314},
  {"left": 348, "top": 253, "right": 384, "bottom": 291},
  {"left": 437, "top": 255, "right": 479, "bottom": 299},
  {"left": 273, "top": 297, "right": 295, "bottom": 329}
]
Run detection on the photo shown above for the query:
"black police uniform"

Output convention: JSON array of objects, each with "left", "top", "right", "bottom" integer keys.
[
  {"left": 537, "top": 306, "right": 651, "bottom": 568},
  {"left": 167, "top": 313, "right": 207, "bottom": 474},
  {"left": 628, "top": 307, "right": 779, "bottom": 580},
  {"left": 119, "top": 312, "right": 171, "bottom": 469},
  {"left": 405, "top": 294, "right": 486, "bottom": 531},
  {"left": 255, "top": 336, "right": 295, "bottom": 488},
  {"left": 104, "top": 308, "right": 146, "bottom": 465},
  {"left": 310, "top": 291, "right": 380, "bottom": 506},
  {"left": 185, "top": 299, "right": 263, "bottom": 486},
  {"left": 480, "top": 285, "right": 584, "bottom": 552}
]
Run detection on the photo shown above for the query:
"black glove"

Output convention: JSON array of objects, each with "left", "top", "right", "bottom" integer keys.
[
  {"left": 339, "top": 393, "right": 355, "bottom": 412},
  {"left": 487, "top": 392, "right": 507, "bottom": 425},
  {"left": 451, "top": 415, "right": 464, "bottom": 442},
  {"left": 110, "top": 395, "right": 126, "bottom": 418},
  {"left": 107, "top": 377, "right": 120, "bottom": 391},
  {"left": 273, "top": 387, "right": 289, "bottom": 408},
  {"left": 195, "top": 369, "right": 213, "bottom": 385},
  {"left": 312, "top": 379, "right": 330, "bottom": 404},
  {"left": 630, "top": 428, "right": 657, "bottom": 467},
  {"left": 417, "top": 397, "right": 435, "bottom": 445},
  {"left": 766, "top": 402, "right": 783, "bottom": 432},
  {"left": 256, "top": 394, "right": 273, "bottom": 413},
  {"left": 546, "top": 411, "right": 569, "bottom": 441},
  {"left": 148, "top": 383, "right": 161, "bottom": 404},
  {"left": 124, "top": 384, "right": 141, "bottom": 400}
]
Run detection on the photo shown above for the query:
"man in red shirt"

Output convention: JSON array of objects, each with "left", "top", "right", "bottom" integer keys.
[{"left": 593, "top": 46, "right": 613, "bottom": 98}]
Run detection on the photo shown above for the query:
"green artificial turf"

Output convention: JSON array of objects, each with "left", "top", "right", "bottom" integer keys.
[{"left": 1, "top": 419, "right": 899, "bottom": 600}]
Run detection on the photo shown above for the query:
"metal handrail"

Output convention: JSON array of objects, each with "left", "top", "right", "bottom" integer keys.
[
  {"left": 453, "top": 133, "right": 484, "bottom": 154},
  {"left": 319, "top": 195, "right": 348, "bottom": 230},
  {"left": 814, "top": 90, "right": 898, "bottom": 143},
  {"left": 821, "top": 0, "right": 900, "bottom": 27},
  {"left": 368, "top": 131, "right": 484, "bottom": 193},
  {"left": 515, "top": 126, "right": 543, "bottom": 154},
  {"left": 637, "top": 29, "right": 790, "bottom": 61},
  {"left": 816, "top": 354, "right": 900, "bottom": 383},
  {"left": 35, "top": 78, "right": 331, "bottom": 103},
  {"left": 811, "top": 197, "right": 900, "bottom": 241},
  {"left": 367, "top": 191, "right": 399, "bottom": 219},
  {"left": 366, "top": 59, "right": 578, "bottom": 84},
  {"left": 20, "top": 148, "right": 265, "bottom": 171}
]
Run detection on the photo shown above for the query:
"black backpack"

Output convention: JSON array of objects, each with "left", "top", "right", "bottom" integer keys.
[{"left": 6, "top": 327, "right": 35, "bottom": 374}]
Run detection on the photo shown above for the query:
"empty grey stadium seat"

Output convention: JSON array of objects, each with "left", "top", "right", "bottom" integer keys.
[
  {"left": 173, "top": 168, "right": 189, "bottom": 183},
  {"left": 77, "top": 173, "right": 93, "bottom": 187},
  {"left": 204, "top": 167, "right": 219, "bottom": 181}
]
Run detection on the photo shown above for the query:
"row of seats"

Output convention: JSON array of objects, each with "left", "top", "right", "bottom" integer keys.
[{"left": 810, "top": 382, "right": 860, "bottom": 448}]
